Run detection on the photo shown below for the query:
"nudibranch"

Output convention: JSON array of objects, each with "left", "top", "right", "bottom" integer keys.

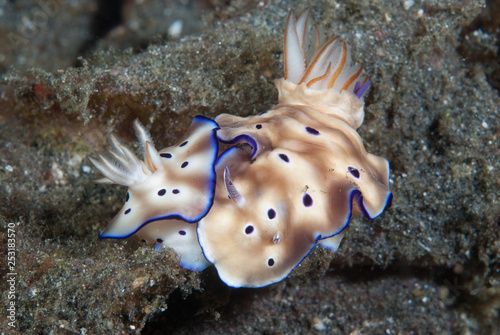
[
  {"left": 88, "top": 116, "right": 219, "bottom": 270},
  {"left": 89, "top": 8, "right": 392, "bottom": 287}
]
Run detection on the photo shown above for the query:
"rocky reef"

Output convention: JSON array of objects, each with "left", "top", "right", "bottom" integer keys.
[{"left": 0, "top": 0, "right": 498, "bottom": 333}]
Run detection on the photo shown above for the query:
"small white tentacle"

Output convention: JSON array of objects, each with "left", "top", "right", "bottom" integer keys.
[
  {"left": 88, "top": 154, "right": 132, "bottom": 186},
  {"left": 133, "top": 119, "right": 154, "bottom": 160},
  {"left": 284, "top": 9, "right": 307, "bottom": 83}
]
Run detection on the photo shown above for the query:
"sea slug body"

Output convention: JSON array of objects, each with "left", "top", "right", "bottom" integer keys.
[{"left": 89, "top": 7, "right": 392, "bottom": 288}]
